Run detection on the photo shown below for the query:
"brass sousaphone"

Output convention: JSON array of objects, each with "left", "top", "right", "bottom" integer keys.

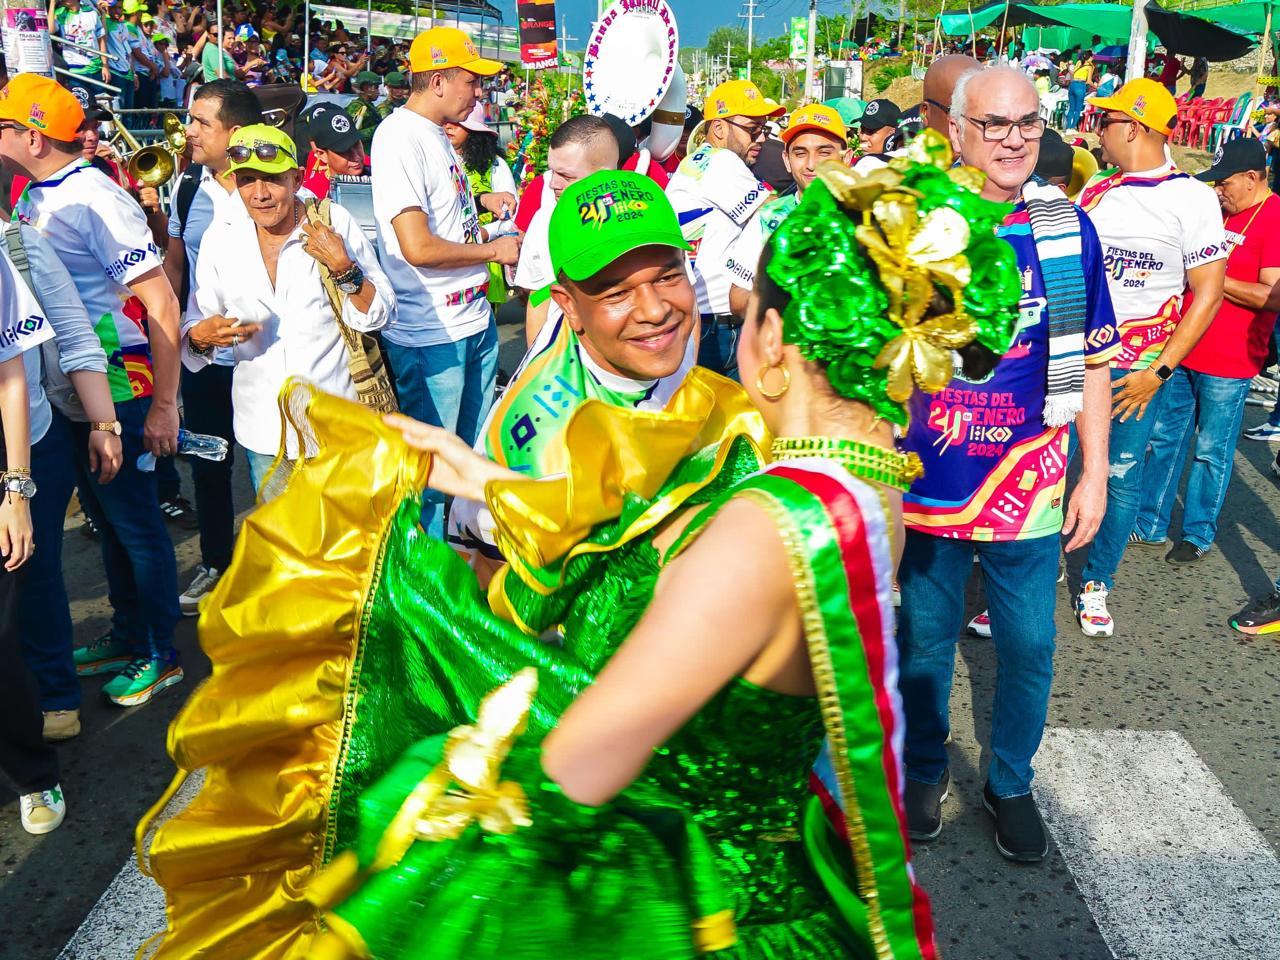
[{"left": 98, "top": 95, "right": 187, "bottom": 188}]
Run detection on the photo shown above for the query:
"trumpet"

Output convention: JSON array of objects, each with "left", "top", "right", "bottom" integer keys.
[{"left": 101, "top": 105, "right": 187, "bottom": 189}]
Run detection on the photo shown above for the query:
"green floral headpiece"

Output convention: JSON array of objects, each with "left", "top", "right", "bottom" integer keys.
[{"left": 765, "top": 129, "right": 1021, "bottom": 426}]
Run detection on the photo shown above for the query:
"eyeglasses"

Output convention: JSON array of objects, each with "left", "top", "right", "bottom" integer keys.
[
  {"left": 721, "top": 118, "right": 768, "bottom": 141},
  {"left": 964, "top": 115, "right": 1046, "bottom": 141},
  {"left": 226, "top": 142, "right": 296, "bottom": 164},
  {"left": 1098, "top": 114, "right": 1136, "bottom": 131},
  {"left": 0, "top": 123, "right": 28, "bottom": 135},
  {"left": 925, "top": 97, "right": 951, "bottom": 114}
]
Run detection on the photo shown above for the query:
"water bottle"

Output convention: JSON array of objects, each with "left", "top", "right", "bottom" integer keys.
[{"left": 137, "top": 429, "right": 230, "bottom": 472}]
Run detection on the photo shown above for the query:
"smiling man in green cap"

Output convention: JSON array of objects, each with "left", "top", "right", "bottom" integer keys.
[
  {"left": 346, "top": 70, "right": 384, "bottom": 145},
  {"left": 448, "top": 167, "right": 697, "bottom": 561}
]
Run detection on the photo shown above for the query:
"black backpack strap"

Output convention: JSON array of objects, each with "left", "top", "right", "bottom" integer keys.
[{"left": 174, "top": 163, "right": 204, "bottom": 310}]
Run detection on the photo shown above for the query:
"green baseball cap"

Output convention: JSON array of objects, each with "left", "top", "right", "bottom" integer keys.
[
  {"left": 355, "top": 70, "right": 381, "bottom": 87},
  {"left": 226, "top": 123, "right": 299, "bottom": 176},
  {"left": 549, "top": 170, "right": 690, "bottom": 282},
  {"left": 824, "top": 97, "right": 866, "bottom": 126},
  {"left": 385, "top": 70, "right": 408, "bottom": 88}
]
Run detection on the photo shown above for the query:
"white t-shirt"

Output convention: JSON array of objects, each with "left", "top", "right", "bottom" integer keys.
[
  {"left": 16, "top": 159, "right": 163, "bottom": 405},
  {"left": 513, "top": 200, "right": 553, "bottom": 293},
  {"left": 1080, "top": 162, "right": 1227, "bottom": 370},
  {"left": 55, "top": 6, "right": 105, "bottom": 72},
  {"left": 171, "top": 165, "right": 248, "bottom": 365},
  {"left": 371, "top": 108, "right": 491, "bottom": 347},
  {"left": 666, "top": 143, "right": 773, "bottom": 315},
  {"left": 104, "top": 18, "right": 134, "bottom": 75}
]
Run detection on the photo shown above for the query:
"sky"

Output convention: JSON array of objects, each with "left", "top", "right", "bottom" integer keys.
[{"left": 490, "top": 0, "right": 851, "bottom": 49}]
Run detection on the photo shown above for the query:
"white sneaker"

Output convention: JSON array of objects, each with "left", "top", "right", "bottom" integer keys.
[
  {"left": 967, "top": 610, "right": 992, "bottom": 638},
  {"left": 179, "top": 565, "right": 222, "bottom": 617},
  {"left": 1075, "top": 580, "right": 1114, "bottom": 638},
  {"left": 20, "top": 784, "right": 65, "bottom": 835}
]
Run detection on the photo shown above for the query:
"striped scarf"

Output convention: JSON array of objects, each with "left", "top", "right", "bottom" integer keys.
[{"left": 1021, "top": 177, "right": 1087, "bottom": 427}]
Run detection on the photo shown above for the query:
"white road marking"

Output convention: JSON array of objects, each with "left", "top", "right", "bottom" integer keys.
[
  {"left": 1036, "top": 729, "right": 1280, "bottom": 960},
  {"left": 56, "top": 771, "right": 202, "bottom": 960}
]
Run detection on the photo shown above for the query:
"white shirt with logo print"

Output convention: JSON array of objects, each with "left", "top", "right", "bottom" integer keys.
[
  {"left": 371, "top": 107, "right": 491, "bottom": 346},
  {"left": 666, "top": 143, "right": 773, "bottom": 315}
]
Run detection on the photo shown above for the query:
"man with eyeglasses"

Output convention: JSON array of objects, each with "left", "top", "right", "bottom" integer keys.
[
  {"left": 1071, "top": 78, "right": 1227, "bottom": 639},
  {"left": 896, "top": 65, "right": 1118, "bottom": 864},
  {"left": 919, "top": 53, "right": 980, "bottom": 135},
  {"left": 666, "top": 78, "right": 782, "bottom": 380},
  {"left": 725, "top": 103, "right": 850, "bottom": 314}
]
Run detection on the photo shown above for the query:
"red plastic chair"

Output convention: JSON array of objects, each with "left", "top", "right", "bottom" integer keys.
[
  {"left": 1182, "top": 98, "right": 1220, "bottom": 148},
  {"left": 1194, "top": 97, "right": 1235, "bottom": 149},
  {"left": 1174, "top": 97, "right": 1201, "bottom": 145}
]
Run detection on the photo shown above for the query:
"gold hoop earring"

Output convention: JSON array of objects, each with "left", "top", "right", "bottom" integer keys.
[{"left": 756, "top": 362, "right": 790, "bottom": 401}]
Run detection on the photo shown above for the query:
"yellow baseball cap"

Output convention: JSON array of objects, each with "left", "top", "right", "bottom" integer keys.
[
  {"left": 409, "top": 27, "right": 501, "bottom": 76},
  {"left": 781, "top": 103, "right": 847, "bottom": 145},
  {"left": 226, "top": 124, "right": 299, "bottom": 176},
  {"left": 1087, "top": 77, "right": 1177, "bottom": 136},
  {"left": 703, "top": 79, "right": 784, "bottom": 121}
]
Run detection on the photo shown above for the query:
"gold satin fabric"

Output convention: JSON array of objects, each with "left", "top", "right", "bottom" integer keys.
[{"left": 136, "top": 383, "right": 430, "bottom": 960}]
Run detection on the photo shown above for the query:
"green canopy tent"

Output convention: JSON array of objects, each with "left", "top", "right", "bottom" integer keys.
[{"left": 939, "top": 1, "right": 1256, "bottom": 60}]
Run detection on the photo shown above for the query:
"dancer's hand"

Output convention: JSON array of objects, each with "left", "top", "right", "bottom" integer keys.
[{"left": 383, "top": 414, "right": 519, "bottom": 500}]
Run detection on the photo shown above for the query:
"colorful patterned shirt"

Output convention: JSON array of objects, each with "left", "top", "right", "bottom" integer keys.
[{"left": 902, "top": 202, "right": 1119, "bottom": 541}]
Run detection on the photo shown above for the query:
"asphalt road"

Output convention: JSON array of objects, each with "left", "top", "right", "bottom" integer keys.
[{"left": 4, "top": 310, "right": 1279, "bottom": 960}]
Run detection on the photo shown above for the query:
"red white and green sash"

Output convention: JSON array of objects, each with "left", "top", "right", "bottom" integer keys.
[{"left": 729, "top": 460, "right": 938, "bottom": 960}]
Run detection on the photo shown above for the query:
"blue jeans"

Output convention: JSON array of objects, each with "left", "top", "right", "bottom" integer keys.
[
  {"left": 246, "top": 449, "right": 276, "bottom": 495},
  {"left": 697, "top": 316, "right": 740, "bottom": 382},
  {"left": 1066, "top": 80, "right": 1087, "bottom": 129},
  {"left": 897, "top": 530, "right": 1060, "bottom": 798},
  {"left": 69, "top": 397, "right": 180, "bottom": 657},
  {"left": 384, "top": 318, "right": 499, "bottom": 538},
  {"left": 16, "top": 413, "right": 79, "bottom": 711},
  {"left": 1079, "top": 366, "right": 1167, "bottom": 590},
  {"left": 1134, "top": 367, "right": 1250, "bottom": 549},
  {"left": 1267, "top": 322, "right": 1280, "bottom": 428},
  {"left": 110, "top": 71, "right": 134, "bottom": 116}
]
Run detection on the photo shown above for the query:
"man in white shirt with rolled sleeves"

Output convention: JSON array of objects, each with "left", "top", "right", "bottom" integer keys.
[
  {"left": 371, "top": 26, "right": 517, "bottom": 537},
  {"left": 183, "top": 124, "right": 394, "bottom": 494}
]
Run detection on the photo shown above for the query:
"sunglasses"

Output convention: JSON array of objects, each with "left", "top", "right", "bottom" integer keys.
[
  {"left": 226, "top": 141, "right": 295, "bottom": 164},
  {"left": 721, "top": 118, "right": 768, "bottom": 141}
]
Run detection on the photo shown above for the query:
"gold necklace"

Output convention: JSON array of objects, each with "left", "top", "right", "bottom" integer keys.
[{"left": 771, "top": 436, "right": 923, "bottom": 492}]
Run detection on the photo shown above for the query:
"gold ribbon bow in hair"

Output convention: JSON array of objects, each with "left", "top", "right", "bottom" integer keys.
[{"left": 816, "top": 130, "right": 987, "bottom": 403}]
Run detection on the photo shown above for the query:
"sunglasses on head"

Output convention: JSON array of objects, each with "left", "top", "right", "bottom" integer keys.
[{"left": 227, "top": 141, "right": 295, "bottom": 164}]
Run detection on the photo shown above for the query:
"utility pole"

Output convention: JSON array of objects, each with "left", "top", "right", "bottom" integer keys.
[
  {"left": 739, "top": 0, "right": 762, "bottom": 80},
  {"left": 727, "top": 39, "right": 732, "bottom": 80},
  {"left": 804, "top": 0, "right": 817, "bottom": 102},
  {"left": 557, "top": 15, "right": 578, "bottom": 84},
  {"left": 1125, "top": 0, "right": 1149, "bottom": 83}
]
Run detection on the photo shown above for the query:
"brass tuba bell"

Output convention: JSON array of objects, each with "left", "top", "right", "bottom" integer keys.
[{"left": 105, "top": 109, "right": 186, "bottom": 189}]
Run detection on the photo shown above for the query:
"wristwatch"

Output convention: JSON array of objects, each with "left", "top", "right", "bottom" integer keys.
[
  {"left": 91, "top": 420, "right": 122, "bottom": 436},
  {"left": 3, "top": 470, "right": 36, "bottom": 500},
  {"left": 335, "top": 264, "right": 365, "bottom": 295},
  {"left": 1152, "top": 363, "right": 1174, "bottom": 383}
]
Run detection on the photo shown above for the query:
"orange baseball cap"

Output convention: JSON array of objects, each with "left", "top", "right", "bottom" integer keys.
[
  {"left": 409, "top": 27, "right": 501, "bottom": 76},
  {"left": 1087, "top": 77, "right": 1177, "bottom": 136},
  {"left": 782, "top": 103, "right": 847, "bottom": 146},
  {"left": 0, "top": 73, "right": 85, "bottom": 141},
  {"left": 703, "top": 79, "right": 785, "bottom": 121}
]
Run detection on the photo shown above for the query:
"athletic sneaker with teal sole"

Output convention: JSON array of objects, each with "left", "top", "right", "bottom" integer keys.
[
  {"left": 73, "top": 634, "right": 134, "bottom": 676},
  {"left": 1230, "top": 590, "right": 1280, "bottom": 636},
  {"left": 101, "top": 655, "right": 184, "bottom": 707}
]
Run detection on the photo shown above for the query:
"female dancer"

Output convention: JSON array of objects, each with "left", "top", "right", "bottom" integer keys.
[{"left": 305, "top": 139, "right": 1020, "bottom": 960}]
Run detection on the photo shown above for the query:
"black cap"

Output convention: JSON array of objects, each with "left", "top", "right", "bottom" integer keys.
[
  {"left": 858, "top": 99, "right": 902, "bottom": 132},
  {"left": 1034, "top": 128, "right": 1073, "bottom": 183},
  {"left": 303, "top": 104, "right": 361, "bottom": 152},
  {"left": 1196, "top": 137, "right": 1267, "bottom": 182}
]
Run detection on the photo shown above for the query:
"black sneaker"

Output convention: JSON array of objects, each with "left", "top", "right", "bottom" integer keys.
[
  {"left": 982, "top": 783, "right": 1048, "bottom": 862},
  {"left": 903, "top": 769, "right": 949, "bottom": 841},
  {"left": 1230, "top": 590, "right": 1280, "bottom": 636},
  {"left": 159, "top": 496, "right": 200, "bottom": 531},
  {"left": 1165, "top": 540, "right": 1211, "bottom": 565}
]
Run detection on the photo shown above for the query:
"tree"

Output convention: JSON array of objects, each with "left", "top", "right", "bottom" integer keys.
[{"left": 706, "top": 25, "right": 749, "bottom": 61}]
